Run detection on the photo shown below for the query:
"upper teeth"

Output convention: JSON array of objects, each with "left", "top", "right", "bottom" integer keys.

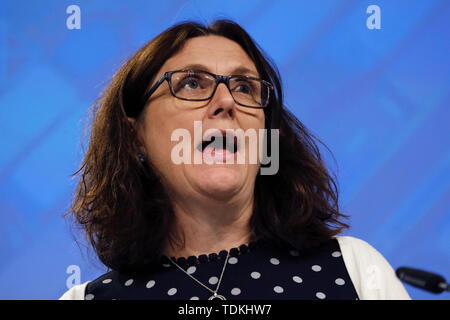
[{"left": 199, "top": 132, "right": 237, "bottom": 152}]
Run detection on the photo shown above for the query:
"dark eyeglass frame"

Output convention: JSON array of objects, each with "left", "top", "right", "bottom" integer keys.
[{"left": 142, "top": 69, "right": 274, "bottom": 109}]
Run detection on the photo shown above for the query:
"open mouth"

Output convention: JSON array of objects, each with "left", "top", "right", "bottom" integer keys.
[{"left": 196, "top": 129, "right": 239, "bottom": 160}]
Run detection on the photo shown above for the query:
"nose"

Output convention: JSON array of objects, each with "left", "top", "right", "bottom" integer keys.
[{"left": 206, "top": 82, "right": 236, "bottom": 119}]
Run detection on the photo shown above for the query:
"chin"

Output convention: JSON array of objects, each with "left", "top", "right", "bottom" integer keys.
[{"left": 195, "top": 166, "right": 245, "bottom": 198}]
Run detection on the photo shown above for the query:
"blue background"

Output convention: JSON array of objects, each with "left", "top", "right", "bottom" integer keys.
[{"left": 0, "top": 0, "right": 448, "bottom": 300}]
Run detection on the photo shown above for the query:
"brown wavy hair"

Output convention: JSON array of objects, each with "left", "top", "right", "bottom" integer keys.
[{"left": 66, "top": 19, "right": 349, "bottom": 273}]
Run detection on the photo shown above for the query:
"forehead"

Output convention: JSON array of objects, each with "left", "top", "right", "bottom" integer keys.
[{"left": 162, "top": 35, "right": 258, "bottom": 76}]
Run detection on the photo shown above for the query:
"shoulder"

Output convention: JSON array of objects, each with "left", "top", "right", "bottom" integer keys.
[
  {"left": 336, "top": 236, "right": 379, "bottom": 257},
  {"left": 59, "top": 281, "right": 90, "bottom": 300},
  {"left": 335, "top": 236, "right": 411, "bottom": 300},
  {"left": 58, "top": 270, "right": 116, "bottom": 300},
  {"left": 336, "top": 236, "right": 388, "bottom": 271}
]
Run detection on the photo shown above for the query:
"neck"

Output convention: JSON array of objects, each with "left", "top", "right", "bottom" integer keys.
[{"left": 163, "top": 192, "right": 254, "bottom": 258}]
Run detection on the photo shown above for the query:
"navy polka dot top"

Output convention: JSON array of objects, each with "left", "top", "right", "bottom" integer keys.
[{"left": 84, "top": 238, "right": 359, "bottom": 300}]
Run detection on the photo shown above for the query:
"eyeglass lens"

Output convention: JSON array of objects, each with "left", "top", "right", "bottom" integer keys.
[{"left": 170, "top": 71, "right": 269, "bottom": 107}]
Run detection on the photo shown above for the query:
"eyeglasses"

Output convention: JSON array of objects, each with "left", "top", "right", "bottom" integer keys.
[{"left": 142, "top": 69, "right": 274, "bottom": 109}]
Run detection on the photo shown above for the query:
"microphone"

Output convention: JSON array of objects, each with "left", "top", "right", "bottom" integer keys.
[{"left": 396, "top": 267, "right": 449, "bottom": 294}]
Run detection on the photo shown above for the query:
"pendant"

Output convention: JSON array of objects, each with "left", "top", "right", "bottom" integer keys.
[{"left": 208, "top": 293, "right": 226, "bottom": 300}]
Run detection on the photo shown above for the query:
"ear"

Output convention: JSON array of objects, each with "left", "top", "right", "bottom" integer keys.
[
  {"left": 127, "top": 117, "right": 140, "bottom": 138},
  {"left": 127, "top": 117, "right": 147, "bottom": 154},
  {"left": 127, "top": 117, "right": 136, "bottom": 128}
]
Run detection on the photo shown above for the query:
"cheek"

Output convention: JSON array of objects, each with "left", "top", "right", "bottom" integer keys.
[
  {"left": 249, "top": 108, "right": 266, "bottom": 128},
  {"left": 242, "top": 110, "right": 266, "bottom": 134},
  {"left": 242, "top": 111, "right": 265, "bottom": 166},
  {"left": 145, "top": 125, "right": 177, "bottom": 168},
  {"left": 140, "top": 105, "right": 196, "bottom": 175},
  {"left": 139, "top": 109, "right": 172, "bottom": 170}
]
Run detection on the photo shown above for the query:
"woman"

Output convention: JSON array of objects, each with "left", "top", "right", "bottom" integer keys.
[{"left": 60, "top": 19, "right": 410, "bottom": 300}]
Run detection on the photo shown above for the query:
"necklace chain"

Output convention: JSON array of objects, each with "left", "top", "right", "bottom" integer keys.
[{"left": 169, "top": 250, "right": 230, "bottom": 300}]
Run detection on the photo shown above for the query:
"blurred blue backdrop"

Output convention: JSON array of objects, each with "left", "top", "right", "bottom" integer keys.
[{"left": 0, "top": 0, "right": 448, "bottom": 300}]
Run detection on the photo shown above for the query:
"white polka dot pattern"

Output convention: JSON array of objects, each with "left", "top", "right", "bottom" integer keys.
[
  {"left": 274, "top": 286, "right": 284, "bottom": 293},
  {"left": 187, "top": 266, "right": 196, "bottom": 274},
  {"left": 332, "top": 251, "right": 342, "bottom": 258},
  {"left": 124, "top": 279, "right": 134, "bottom": 286},
  {"left": 316, "top": 292, "right": 326, "bottom": 299},
  {"left": 311, "top": 265, "right": 322, "bottom": 272},
  {"left": 228, "top": 257, "right": 238, "bottom": 264},
  {"left": 231, "top": 288, "right": 241, "bottom": 295},
  {"left": 146, "top": 280, "right": 155, "bottom": 289},
  {"left": 208, "top": 276, "right": 218, "bottom": 285},
  {"left": 270, "top": 258, "right": 280, "bottom": 265},
  {"left": 82, "top": 239, "right": 357, "bottom": 300},
  {"left": 167, "top": 288, "right": 177, "bottom": 296}
]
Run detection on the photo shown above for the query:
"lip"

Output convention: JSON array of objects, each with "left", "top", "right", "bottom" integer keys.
[
  {"left": 202, "top": 146, "right": 238, "bottom": 163},
  {"left": 196, "top": 128, "right": 239, "bottom": 153}
]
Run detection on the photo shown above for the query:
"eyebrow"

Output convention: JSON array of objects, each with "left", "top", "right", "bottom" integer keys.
[{"left": 176, "top": 63, "right": 259, "bottom": 77}]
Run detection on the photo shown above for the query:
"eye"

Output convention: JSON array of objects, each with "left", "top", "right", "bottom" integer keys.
[
  {"left": 173, "top": 75, "right": 205, "bottom": 94},
  {"left": 181, "top": 77, "right": 200, "bottom": 90},
  {"left": 233, "top": 80, "right": 255, "bottom": 95},
  {"left": 235, "top": 84, "right": 251, "bottom": 94}
]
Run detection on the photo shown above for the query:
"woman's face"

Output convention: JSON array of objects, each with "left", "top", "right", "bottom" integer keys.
[{"left": 135, "top": 35, "right": 265, "bottom": 204}]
